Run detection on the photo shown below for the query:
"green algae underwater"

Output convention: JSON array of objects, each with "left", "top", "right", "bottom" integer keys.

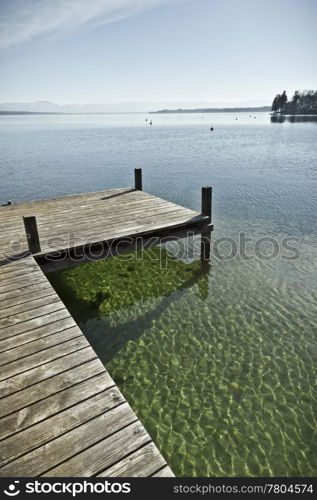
[{"left": 47, "top": 246, "right": 317, "bottom": 477}]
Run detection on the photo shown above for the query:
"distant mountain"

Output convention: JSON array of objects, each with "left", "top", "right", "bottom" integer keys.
[
  {"left": 0, "top": 101, "right": 62, "bottom": 112},
  {"left": 0, "top": 101, "right": 149, "bottom": 113},
  {"left": 0, "top": 110, "right": 63, "bottom": 115},
  {"left": 0, "top": 100, "right": 270, "bottom": 114},
  {"left": 151, "top": 106, "right": 271, "bottom": 114}
]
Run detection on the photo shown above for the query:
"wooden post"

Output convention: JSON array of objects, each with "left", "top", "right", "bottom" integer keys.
[
  {"left": 201, "top": 229, "right": 211, "bottom": 262},
  {"left": 134, "top": 168, "right": 142, "bottom": 191},
  {"left": 201, "top": 186, "right": 212, "bottom": 262},
  {"left": 23, "top": 216, "right": 41, "bottom": 254},
  {"left": 201, "top": 186, "right": 212, "bottom": 222}
]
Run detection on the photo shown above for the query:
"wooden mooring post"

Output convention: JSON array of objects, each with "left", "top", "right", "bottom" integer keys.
[
  {"left": 23, "top": 215, "right": 41, "bottom": 254},
  {"left": 134, "top": 168, "right": 142, "bottom": 191},
  {"left": 201, "top": 186, "right": 212, "bottom": 222},
  {"left": 201, "top": 186, "right": 212, "bottom": 261}
]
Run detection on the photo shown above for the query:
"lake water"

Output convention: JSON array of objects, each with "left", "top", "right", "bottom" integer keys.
[{"left": 1, "top": 112, "right": 317, "bottom": 476}]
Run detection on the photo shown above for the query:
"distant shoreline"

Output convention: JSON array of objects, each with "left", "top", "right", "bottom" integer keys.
[
  {"left": 0, "top": 111, "right": 145, "bottom": 115},
  {"left": 1, "top": 107, "right": 271, "bottom": 116},
  {"left": 150, "top": 106, "right": 271, "bottom": 114},
  {"left": 0, "top": 111, "right": 67, "bottom": 115}
]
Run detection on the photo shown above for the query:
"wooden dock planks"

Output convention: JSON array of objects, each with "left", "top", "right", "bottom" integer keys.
[
  {"left": 0, "top": 256, "right": 172, "bottom": 476},
  {"left": 0, "top": 187, "right": 208, "bottom": 261},
  {"left": 0, "top": 184, "right": 211, "bottom": 477}
]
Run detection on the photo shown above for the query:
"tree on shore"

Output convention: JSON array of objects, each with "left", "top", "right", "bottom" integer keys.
[
  {"left": 271, "top": 89, "right": 317, "bottom": 114},
  {"left": 271, "top": 91, "right": 288, "bottom": 113},
  {"left": 271, "top": 94, "right": 281, "bottom": 113}
]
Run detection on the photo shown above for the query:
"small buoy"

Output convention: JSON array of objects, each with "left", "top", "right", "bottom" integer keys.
[
  {"left": 149, "top": 120, "right": 152, "bottom": 125},
  {"left": 210, "top": 127, "right": 214, "bottom": 131},
  {"left": 145, "top": 118, "right": 148, "bottom": 122},
  {"left": 236, "top": 117, "right": 238, "bottom": 120}
]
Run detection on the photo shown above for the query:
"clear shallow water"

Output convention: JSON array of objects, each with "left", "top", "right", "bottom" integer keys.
[
  {"left": 47, "top": 246, "right": 317, "bottom": 476},
  {"left": 1, "top": 112, "right": 317, "bottom": 476}
]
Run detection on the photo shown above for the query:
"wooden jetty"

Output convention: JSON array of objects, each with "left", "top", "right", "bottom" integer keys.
[{"left": 0, "top": 169, "right": 212, "bottom": 477}]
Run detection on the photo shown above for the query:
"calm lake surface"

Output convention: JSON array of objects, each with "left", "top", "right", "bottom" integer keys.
[{"left": 1, "top": 112, "right": 317, "bottom": 476}]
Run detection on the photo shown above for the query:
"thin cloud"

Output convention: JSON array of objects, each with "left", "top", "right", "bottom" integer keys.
[{"left": 0, "top": 0, "right": 170, "bottom": 50}]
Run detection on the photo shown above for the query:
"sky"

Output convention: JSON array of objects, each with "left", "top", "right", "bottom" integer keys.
[{"left": 0, "top": 0, "right": 316, "bottom": 110}]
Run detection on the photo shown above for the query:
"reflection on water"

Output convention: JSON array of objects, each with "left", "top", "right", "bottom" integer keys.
[
  {"left": 48, "top": 245, "right": 317, "bottom": 477},
  {"left": 271, "top": 114, "right": 317, "bottom": 123}
]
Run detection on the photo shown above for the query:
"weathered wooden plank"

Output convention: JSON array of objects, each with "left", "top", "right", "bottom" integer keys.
[
  {"left": 40, "top": 214, "right": 207, "bottom": 255},
  {"left": 0, "top": 336, "right": 88, "bottom": 381},
  {"left": 0, "top": 388, "right": 124, "bottom": 468},
  {"left": 0, "top": 276, "right": 47, "bottom": 294},
  {"left": 0, "top": 247, "right": 26, "bottom": 264},
  {"left": 36, "top": 205, "right": 197, "bottom": 237},
  {"left": 0, "top": 290, "right": 57, "bottom": 316},
  {"left": 0, "top": 289, "right": 62, "bottom": 320},
  {"left": 36, "top": 199, "right": 194, "bottom": 230},
  {"left": 0, "top": 202, "right": 197, "bottom": 247},
  {"left": 0, "top": 372, "right": 115, "bottom": 439},
  {"left": 0, "top": 192, "right": 173, "bottom": 226},
  {"left": 0, "top": 317, "right": 77, "bottom": 353},
  {"left": 0, "top": 263, "right": 39, "bottom": 279},
  {"left": 0, "top": 268, "right": 43, "bottom": 285},
  {"left": 0, "top": 189, "right": 132, "bottom": 221},
  {"left": 152, "top": 466, "right": 175, "bottom": 477},
  {"left": 0, "top": 189, "right": 144, "bottom": 217},
  {"left": 0, "top": 190, "right": 206, "bottom": 267},
  {"left": 0, "top": 192, "right": 198, "bottom": 235},
  {"left": 0, "top": 210, "right": 203, "bottom": 259},
  {"left": 47, "top": 210, "right": 204, "bottom": 241},
  {"left": 0, "top": 263, "right": 43, "bottom": 282},
  {"left": 0, "top": 193, "right": 165, "bottom": 231},
  {"left": 0, "top": 187, "right": 132, "bottom": 215},
  {"left": 44, "top": 421, "right": 150, "bottom": 477},
  {"left": 0, "top": 346, "right": 96, "bottom": 398},
  {"left": 0, "top": 196, "right": 166, "bottom": 238},
  {"left": 0, "top": 358, "right": 104, "bottom": 417},
  {"left": 0, "top": 258, "right": 36, "bottom": 273},
  {"left": 0, "top": 300, "right": 65, "bottom": 329},
  {"left": 0, "top": 281, "right": 53, "bottom": 304},
  {"left": 0, "top": 308, "right": 71, "bottom": 340},
  {"left": 0, "top": 402, "right": 135, "bottom": 476},
  {"left": 97, "top": 442, "right": 166, "bottom": 477},
  {"left": 0, "top": 193, "right": 154, "bottom": 237},
  {"left": 0, "top": 326, "right": 81, "bottom": 365}
]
